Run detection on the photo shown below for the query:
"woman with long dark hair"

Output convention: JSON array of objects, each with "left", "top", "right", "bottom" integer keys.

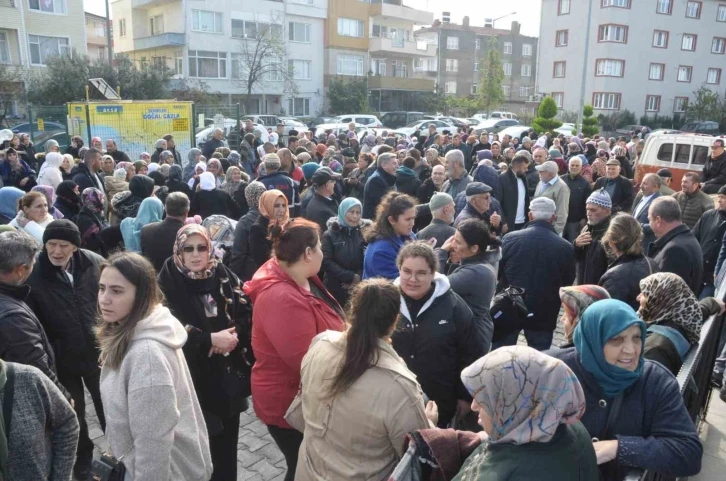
[
  {"left": 362, "top": 191, "right": 416, "bottom": 280},
  {"left": 292, "top": 279, "right": 436, "bottom": 481}
]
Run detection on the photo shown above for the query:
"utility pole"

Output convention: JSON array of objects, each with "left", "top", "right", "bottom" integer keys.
[
  {"left": 105, "top": 0, "right": 114, "bottom": 63},
  {"left": 577, "top": 0, "right": 594, "bottom": 133}
]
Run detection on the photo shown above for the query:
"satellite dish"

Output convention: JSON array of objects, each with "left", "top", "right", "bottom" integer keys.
[{"left": 0, "top": 129, "right": 13, "bottom": 142}]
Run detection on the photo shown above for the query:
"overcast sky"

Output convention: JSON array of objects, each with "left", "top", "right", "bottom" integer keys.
[{"left": 84, "top": 0, "right": 541, "bottom": 37}]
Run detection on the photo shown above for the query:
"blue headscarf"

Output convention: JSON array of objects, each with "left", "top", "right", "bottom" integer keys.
[
  {"left": 301, "top": 162, "right": 321, "bottom": 181},
  {"left": 338, "top": 197, "right": 362, "bottom": 226},
  {"left": 120, "top": 196, "right": 164, "bottom": 252},
  {"left": 574, "top": 299, "right": 647, "bottom": 398},
  {"left": 0, "top": 187, "right": 24, "bottom": 222}
]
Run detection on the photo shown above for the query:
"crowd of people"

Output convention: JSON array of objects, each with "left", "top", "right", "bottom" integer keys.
[{"left": 0, "top": 121, "right": 725, "bottom": 481}]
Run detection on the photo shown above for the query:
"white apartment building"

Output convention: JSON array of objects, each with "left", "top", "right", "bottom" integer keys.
[
  {"left": 111, "top": 0, "right": 327, "bottom": 116},
  {"left": 537, "top": 0, "right": 726, "bottom": 118}
]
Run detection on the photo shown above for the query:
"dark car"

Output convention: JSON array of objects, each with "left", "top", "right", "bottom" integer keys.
[
  {"left": 680, "top": 121, "right": 721, "bottom": 136},
  {"left": 380, "top": 111, "right": 427, "bottom": 130},
  {"left": 615, "top": 124, "right": 651, "bottom": 141},
  {"left": 473, "top": 118, "right": 520, "bottom": 136},
  {"left": 11, "top": 121, "right": 66, "bottom": 135},
  {"left": 33, "top": 130, "right": 70, "bottom": 153}
]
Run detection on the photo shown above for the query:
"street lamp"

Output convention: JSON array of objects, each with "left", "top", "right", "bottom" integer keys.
[{"left": 492, "top": 12, "right": 517, "bottom": 27}]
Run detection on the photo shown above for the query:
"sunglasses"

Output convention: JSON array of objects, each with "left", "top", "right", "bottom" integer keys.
[{"left": 181, "top": 244, "right": 209, "bottom": 254}]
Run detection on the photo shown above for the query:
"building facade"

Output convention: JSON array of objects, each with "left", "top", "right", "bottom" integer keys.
[
  {"left": 111, "top": 0, "right": 327, "bottom": 116},
  {"left": 86, "top": 11, "right": 110, "bottom": 61},
  {"left": 537, "top": 0, "right": 726, "bottom": 118},
  {"left": 415, "top": 17, "right": 539, "bottom": 115}
]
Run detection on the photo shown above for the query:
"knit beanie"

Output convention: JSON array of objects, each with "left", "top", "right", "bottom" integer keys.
[
  {"left": 42, "top": 219, "right": 81, "bottom": 247},
  {"left": 301, "top": 162, "right": 321, "bottom": 181},
  {"left": 586, "top": 189, "right": 612, "bottom": 210},
  {"left": 429, "top": 192, "right": 454, "bottom": 212}
]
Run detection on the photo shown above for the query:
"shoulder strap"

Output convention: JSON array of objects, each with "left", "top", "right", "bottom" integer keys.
[
  {"left": 601, "top": 392, "right": 623, "bottom": 440},
  {"left": 3, "top": 363, "right": 15, "bottom": 442}
]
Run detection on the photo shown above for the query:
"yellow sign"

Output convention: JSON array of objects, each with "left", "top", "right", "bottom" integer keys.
[
  {"left": 37, "top": 118, "right": 45, "bottom": 131},
  {"left": 173, "top": 118, "right": 189, "bottom": 132}
]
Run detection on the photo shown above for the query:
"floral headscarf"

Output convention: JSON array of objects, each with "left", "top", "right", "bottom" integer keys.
[
  {"left": 638, "top": 273, "right": 703, "bottom": 344},
  {"left": 460, "top": 346, "right": 586, "bottom": 445},
  {"left": 244, "top": 181, "right": 267, "bottom": 211},
  {"left": 559, "top": 285, "right": 610, "bottom": 343},
  {"left": 258, "top": 189, "right": 289, "bottom": 223},
  {"left": 81, "top": 187, "right": 106, "bottom": 214},
  {"left": 173, "top": 224, "right": 217, "bottom": 280}
]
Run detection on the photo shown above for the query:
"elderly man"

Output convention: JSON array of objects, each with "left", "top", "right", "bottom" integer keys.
[
  {"left": 362, "top": 152, "right": 398, "bottom": 219},
  {"left": 648, "top": 196, "right": 703, "bottom": 294},
  {"left": 105, "top": 139, "right": 131, "bottom": 163},
  {"left": 441, "top": 150, "right": 473, "bottom": 199},
  {"left": 574, "top": 189, "right": 612, "bottom": 285},
  {"left": 304, "top": 167, "right": 341, "bottom": 235},
  {"left": 278, "top": 147, "right": 303, "bottom": 183},
  {"left": 417, "top": 192, "right": 456, "bottom": 248},
  {"left": 693, "top": 185, "right": 726, "bottom": 298},
  {"left": 499, "top": 153, "right": 530, "bottom": 232},
  {"left": 90, "top": 136, "right": 103, "bottom": 151},
  {"left": 149, "top": 138, "right": 167, "bottom": 164},
  {"left": 18, "top": 132, "right": 36, "bottom": 164},
  {"left": 561, "top": 156, "right": 592, "bottom": 242},
  {"left": 257, "top": 153, "right": 300, "bottom": 217},
  {"left": 202, "top": 128, "right": 225, "bottom": 159},
  {"left": 454, "top": 182, "right": 503, "bottom": 234},
  {"left": 657, "top": 168, "right": 676, "bottom": 195},
  {"left": 534, "top": 160, "right": 570, "bottom": 236},
  {"left": 701, "top": 139, "right": 726, "bottom": 194},
  {"left": 593, "top": 158, "right": 634, "bottom": 214},
  {"left": 633, "top": 173, "right": 662, "bottom": 249},
  {"left": 673, "top": 172, "right": 715, "bottom": 229},
  {"left": 497, "top": 197, "right": 575, "bottom": 350}
]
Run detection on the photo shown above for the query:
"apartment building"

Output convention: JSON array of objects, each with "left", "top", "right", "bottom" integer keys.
[
  {"left": 86, "top": 11, "right": 111, "bottom": 61},
  {"left": 324, "top": 0, "right": 436, "bottom": 112},
  {"left": 111, "top": 0, "right": 327, "bottom": 116},
  {"left": 538, "top": 0, "right": 726, "bottom": 118},
  {"left": 415, "top": 17, "right": 539, "bottom": 114}
]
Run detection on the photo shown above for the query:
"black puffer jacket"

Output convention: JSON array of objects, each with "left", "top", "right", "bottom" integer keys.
[
  {"left": 693, "top": 209, "right": 726, "bottom": 287},
  {"left": 321, "top": 218, "right": 371, "bottom": 306},
  {"left": 599, "top": 255, "right": 659, "bottom": 310},
  {"left": 25, "top": 248, "right": 104, "bottom": 376}
]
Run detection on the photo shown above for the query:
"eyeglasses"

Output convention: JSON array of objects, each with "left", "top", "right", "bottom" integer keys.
[
  {"left": 400, "top": 269, "right": 432, "bottom": 281},
  {"left": 181, "top": 244, "right": 209, "bottom": 254}
]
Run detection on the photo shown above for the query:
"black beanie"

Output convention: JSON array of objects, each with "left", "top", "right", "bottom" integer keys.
[{"left": 42, "top": 219, "right": 81, "bottom": 247}]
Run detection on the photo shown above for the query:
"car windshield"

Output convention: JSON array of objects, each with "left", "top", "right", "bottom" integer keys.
[
  {"left": 330, "top": 117, "right": 344, "bottom": 123},
  {"left": 405, "top": 120, "right": 425, "bottom": 127}
]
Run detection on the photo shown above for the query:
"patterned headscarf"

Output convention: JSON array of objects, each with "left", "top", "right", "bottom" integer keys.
[
  {"left": 173, "top": 224, "right": 217, "bottom": 280},
  {"left": 638, "top": 273, "right": 703, "bottom": 344},
  {"left": 244, "top": 181, "right": 266, "bottom": 211},
  {"left": 460, "top": 346, "right": 586, "bottom": 445},
  {"left": 81, "top": 187, "right": 106, "bottom": 214},
  {"left": 258, "top": 189, "right": 289, "bottom": 223},
  {"left": 559, "top": 285, "right": 611, "bottom": 343}
]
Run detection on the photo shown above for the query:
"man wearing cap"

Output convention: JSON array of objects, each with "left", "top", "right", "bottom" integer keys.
[
  {"left": 497, "top": 197, "right": 575, "bottom": 351},
  {"left": 25, "top": 220, "right": 105, "bottom": 480},
  {"left": 656, "top": 168, "right": 676, "bottom": 195},
  {"left": 417, "top": 192, "right": 456, "bottom": 248},
  {"left": 701, "top": 139, "right": 726, "bottom": 194},
  {"left": 693, "top": 185, "right": 726, "bottom": 298},
  {"left": 454, "top": 183, "right": 503, "bottom": 234},
  {"left": 561, "top": 156, "right": 592, "bottom": 242},
  {"left": 304, "top": 167, "right": 341, "bottom": 235},
  {"left": 574, "top": 189, "right": 612, "bottom": 285},
  {"left": 362, "top": 152, "right": 398, "bottom": 219},
  {"left": 593, "top": 158, "right": 634, "bottom": 214},
  {"left": 257, "top": 152, "right": 301, "bottom": 217},
  {"left": 673, "top": 172, "right": 714, "bottom": 229},
  {"left": 534, "top": 160, "right": 570, "bottom": 236}
]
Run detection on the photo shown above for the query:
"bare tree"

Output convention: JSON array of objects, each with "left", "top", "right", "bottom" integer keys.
[
  {"left": 231, "top": 13, "right": 298, "bottom": 114},
  {"left": 0, "top": 65, "right": 26, "bottom": 128}
]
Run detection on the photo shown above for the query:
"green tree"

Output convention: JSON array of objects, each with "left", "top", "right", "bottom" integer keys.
[
  {"left": 581, "top": 104, "right": 599, "bottom": 137},
  {"left": 327, "top": 76, "right": 368, "bottom": 115},
  {"left": 171, "top": 78, "right": 221, "bottom": 105},
  {"left": 532, "top": 97, "right": 563, "bottom": 134},
  {"left": 476, "top": 37, "right": 505, "bottom": 114},
  {"left": 0, "top": 65, "right": 25, "bottom": 127},
  {"left": 686, "top": 85, "right": 726, "bottom": 122}
]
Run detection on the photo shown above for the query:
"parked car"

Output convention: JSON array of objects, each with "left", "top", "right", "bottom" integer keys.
[
  {"left": 278, "top": 116, "right": 307, "bottom": 136},
  {"left": 308, "top": 116, "right": 335, "bottom": 130},
  {"left": 498, "top": 125, "right": 532, "bottom": 142},
  {"left": 648, "top": 129, "right": 683, "bottom": 137},
  {"left": 196, "top": 122, "right": 269, "bottom": 151},
  {"left": 397, "top": 119, "right": 456, "bottom": 137},
  {"left": 554, "top": 123, "right": 576, "bottom": 136},
  {"left": 489, "top": 111, "right": 519, "bottom": 120},
  {"left": 472, "top": 113, "right": 489, "bottom": 122},
  {"left": 680, "top": 121, "right": 721, "bottom": 136},
  {"left": 615, "top": 124, "right": 651, "bottom": 141},
  {"left": 33, "top": 130, "right": 70, "bottom": 153},
  {"left": 472, "top": 118, "right": 520, "bottom": 135},
  {"left": 12, "top": 121, "right": 66, "bottom": 135},
  {"left": 380, "top": 111, "right": 427, "bottom": 130},
  {"left": 243, "top": 114, "right": 282, "bottom": 129},
  {"left": 634, "top": 133, "right": 716, "bottom": 187},
  {"left": 464, "top": 118, "right": 481, "bottom": 126},
  {"left": 423, "top": 115, "right": 469, "bottom": 130},
  {"left": 314, "top": 114, "right": 381, "bottom": 137}
]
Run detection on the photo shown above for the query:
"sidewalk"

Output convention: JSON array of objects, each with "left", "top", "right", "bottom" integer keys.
[{"left": 692, "top": 390, "right": 726, "bottom": 480}]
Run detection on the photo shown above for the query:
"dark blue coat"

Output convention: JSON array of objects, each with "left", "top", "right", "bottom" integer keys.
[{"left": 362, "top": 167, "right": 396, "bottom": 219}]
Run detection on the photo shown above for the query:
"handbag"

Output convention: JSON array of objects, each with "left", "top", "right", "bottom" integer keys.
[
  {"left": 490, "top": 286, "right": 529, "bottom": 342},
  {"left": 90, "top": 446, "right": 132, "bottom": 481}
]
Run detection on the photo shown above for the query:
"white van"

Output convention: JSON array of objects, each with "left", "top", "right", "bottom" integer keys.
[
  {"left": 634, "top": 134, "right": 716, "bottom": 186},
  {"left": 490, "top": 111, "right": 519, "bottom": 120}
]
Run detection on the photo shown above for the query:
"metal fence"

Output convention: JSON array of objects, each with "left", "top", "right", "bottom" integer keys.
[
  {"left": 25, "top": 105, "right": 70, "bottom": 153},
  {"left": 192, "top": 104, "right": 243, "bottom": 151}
]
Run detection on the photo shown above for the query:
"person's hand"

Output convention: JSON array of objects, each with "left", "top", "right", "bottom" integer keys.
[
  {"left": 490, "top": 212, "right": 501, "bottom": 229},
  {"left": 424, "top": 400, "right": 439, "bottom": 426},
  {"left": 426, "top": 237, "right": 437, "bottom": 248},
  {"left": 441, "top": 235, "right": 456, "bottom": 252},
  {"left": 714, "top": 297, "right": 726, "bottom": 315},
  {"left": 575, "top": 231, "right": 593, "bottom": 248},
  {"left": 210, "top": 327, "right": 238, "bottom": 355},
  {"left": 593, "top": 440, "right": 618, "bottom": 465},
  {"left": 19, "top": 177, "right": 28, "bottom": 187}
]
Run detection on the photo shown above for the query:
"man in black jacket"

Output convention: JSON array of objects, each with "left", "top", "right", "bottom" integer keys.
[
  {"left": 701, "top": 139, "right": 726, "bottom": 194},
  {"left": 648, "top": 196, "right": 703, "bottom": 294},
  {"left": 593, "top": 159, "right": 634, "bottom": 214},
  {"left": 304, "top": 167, "right": 340, "bottom": 235},
  {"left": 72, "top": 148, "right": 105, "bottom": 194},
  {"left": 574, "top": 189, "right": 612, "bottom": 285},
  {"left": 141, "top": 192, "right": 188, "bottom": 271},
  {"left": 104, "top": 139, "right": 131, "bottom": 164},
  {"left": 691, "top": 186, "right": 726, "bottom": 298},
  {"left": 498, "top": 154, "right": 530, "bottom": 232},
  {"left": 25, "top": 220, "right": 105, "bottom": 480},
  {"left": 362, "top": 153, "right": 398, "bottom": 219},
  {"left": 164, "top": 134, "right": 183, "bottom": 165},
  {"left": 561, "top": 156, "right": 592, "bottom": 242}
]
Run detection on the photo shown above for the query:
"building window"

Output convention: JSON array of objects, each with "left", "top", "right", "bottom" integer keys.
[
  {"left": 118, "top": 19, "right": 127, "bottom": 37},
  {"left": 444, "top": 81, "right": 457, "bottom": 94},
  {"left": 555, "top": 30, "right": 568, "bottom": 47},
  {"left": 522, "top": 43, "right": 532, "bottom": 56},
  {"left": 232, "top": 21, "right": 281, "bottom": 40},
  {"left": 719, "top": 5, "right": 726, "bottom": 21},
  {"left": 713, "top": 37, "right": 726, "bottom": 54},
  {"left": 502, "top": 85, "right": 511, "bottom": 97},
  {"left": 598, "top": 24, "right": 628, "bottom": 43},
  {"left": 503, "top": 42, "right": 512, "bottom": 54},
  {"left": 475, "top": 38, "right": 481, "bottom": 49},
  {"left": 601, "top": 0, "right": 630, "bottom": 7},
  {"left": 681, "top": 34, "right": 696, "bottom": 51},
  {"left": 595, "top": 59, "right": 624, "bottom": 77},
  {"left": 370, "top": 58, "right": 386, "bottom": 76},
  {"left": 94, "top": 22, "right": 106, "bottom": 38},
  {"left": 552, "top": 92, "right": 564, "bottom": 108},
  {"left": 645, "top": 95, "right": 661, "bottom": 112},
  {"left": 677, "top": 66, "right": 693, "bottom": 82},
  {"left": 28, "top": 34, "right": 70, "bottom": 65},
  {"left": 553, "top": 61, "right": 566, "bottom": 77},
  {"left": 592, "top": 92, "right": 621, "bottom": 110},
  {"left": 28, "top": 0, "right": 66, "bottom": 14},
  {"left": 474, "top": 61, "right": 479, "bottom": 72},
  {"left": 288, "top": 98, "right": 310, "bottom": 117},
  {"left": 558, "top": 0, "right": 570, "bottom": 15},
  {"left": 150, "top": 15, "right": 164, "bottom": 36},
  {"left": 263, "top": 59, "right": 283, "bottom": 81},
  {"left": 652, "top": 30, "right": 668, "bottom": 48},
  {"left": 445, "top": 59, "right": 458, "bottom": 72},
  {"left": 648, "top": 63, "right": 664, "bottom": 80},
  {"left": 371, "top": 24, "right": 387, "bottom": 38},
  {"left": 191, "top": 10, "right": 223, "bottom": 34},
  {"left": 520, "top": 86, "right": 530, "bottom": 97},
  {"left": 446, "top": 37, "right": 459, "bottom": 50},
  {"left": 674, "top": 97, "right": 688, "bottom": 113},
  {"left": 707, "top": 68, "right": 722, "bottom": 84},
  {"left": 521, "top": 64, "right": 531, "bottom": 76},
  {"left": 656, "top": 0, "right": 672, "bottom": 14},
  {"left": 471, "top": 85, "right": 478, "bottom": 95},
  {"left": 503, "top": 63, "right": 512, "bottom": 76},
  {"left": 0, "top": 33, "right": 10, "bottom": 64},
  {"left": 288, "top": 59, "right": 311, "bottom": 80},
  {"left": 289, "top": 22, "right": 311, "bottom": 43},
  {"left": 337, "top": 18, "right": 364, "bottom": 38},
  {"left": 685, "top": 1, "right": 701, "bottom": 18},
  {"left": 189, "top": 51, "right": 226, "bottom": 78},
  {"left": 174, "top": 50, "right": 183, "bottom": 76},
  {"left": 337, "top": 53, "right": 364, "bottom": 76}
]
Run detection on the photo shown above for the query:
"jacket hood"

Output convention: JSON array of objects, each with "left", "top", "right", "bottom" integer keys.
[
  {"left": 462, "top": 246, "right": 502, "bottom": 267},
  {"left": 132, "top": 304, "right": 187, "bottom": 349},
  {"left": 395, "top": 166, "right": 416, "bottom": 179},
  {"left": 129, "top": 174, "right": 154, "bottom": 198},
  {"left": 394, "top": 272, "right": 451, "bottom": 321},
  {"left": 243, "top": 258, "right": 292, "bottom": 303},
  {"left": 325, "top": 216, "right": 372, "bottom": 232}
]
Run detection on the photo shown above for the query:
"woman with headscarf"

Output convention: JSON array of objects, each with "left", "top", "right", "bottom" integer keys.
[
  {"left": 637, "top": 272, "right": 724, "bottom": 375},
  {"left": 100, "top": 155, "right": 116, "bottom": 179},
  {"left": 584, "top": 141, "right": 598, "bottom": 164},
  {"left": 74, "top": 187, "right": 109, "bottom": 256},
  {"left": 183, "top": 148, "right": 203, "bottom": 184},
  {"left": 37, "top": 152, "right": 64, "bottom": 190},
  {"left": 249, "top": 190, "right": 289, "bottom": 271},
  {"left": 188, "top": 162, "right": 207, "bottom": 190},
  {"left": 548, "top": 299, "right": 703, "bottom": 480},
  {"left": 133, "top": 160, "right": 148, "bottom": 175},
  {"left": 206, "top": 159, "right": 225, "bottom": 188},
  {"left": 120, "top": 196, "right": 164, "bottom": 252},
  {"left": 31, "top": 185, "right": 63, "bottom": 219},
  {"left": 66, "top": 136, "right": 84, "bottom": 158},
  {"left": 361, "top": 134, "right": 376, "bottom": 154},
  {"left": 52, "top": 181, "right": 80, "bottom": 220},
  {"left": 453, "top": 346, "right": 597, "bottom": 480},
  {"left": 0, "top": 186, "right": 25, "bottom": 224},
  {"left": 343, "top": 154, "right": 369, "bottom": 201},
  {"left": 60, "top": 154, "right": 75, "bottom": 181},
  {"left": 104, "top": 167, "right": 129, "bottom": 202},
  {"left": 321, "top": 198, "right": 370, "bottom": 306},
  {"left": 110, "top": 174, "right": 154, "bottom": 224},
  {"left": 221, "top": 166, "right": 248, "bottom": 199},
  {"left": 590, "top": 150, "right": 608, "bottom": 184},
  {"left": 166, "top": 164, "right": 193, "bottom": 198},
  {"left": 116, "top": 161, "right": 135, "bottom": 182},
  {"left": 157, "top": 224, "right": 253, "bottom": 481},
  {"left": 558, "top": 285, "right": 611, "bottom": 348},
  {"left": 190, "top": 172, "right": 241, "bottom": 220}
]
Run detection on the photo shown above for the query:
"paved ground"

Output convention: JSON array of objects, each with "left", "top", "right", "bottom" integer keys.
[{"left": 84, "top": 321, "right": 568, "bottom": 481}]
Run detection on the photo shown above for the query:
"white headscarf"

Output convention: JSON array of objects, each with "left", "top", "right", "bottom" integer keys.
[
  {"left": 269, "top": 132, "right": 279, "bottom": 145},
  {"left": 147, "top": 162, "right": 160, "bottom": 174},
  {"left": 39, "top": 152, "right": 62, "bottom": 178},
  {"left": 188, "top": 162, "right": 207, "bottom": 188},
  {"left": 535, "top": 135, "right": 548, "bottom": 149},
  {"left": 199, "top": 171, "right": 216, "bottom": 191}
]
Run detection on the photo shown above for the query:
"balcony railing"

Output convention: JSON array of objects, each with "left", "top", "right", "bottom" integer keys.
[{"left": 134, "top": 32, "right": 185, "bottom": 50}]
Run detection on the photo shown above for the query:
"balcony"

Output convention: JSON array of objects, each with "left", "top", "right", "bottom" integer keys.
[
  {"left": 131, "top": 0, "right": 176, "bottom": 9},
  {"left": 134, "top": 32, "right": 185, "bottom": 50},
  {"left": 368, "top": 75, "right": 435, "bottom": 91},
  {"left": 369, "top": 37, "right": 436, "bottom": 57},
  {"left": 370, "top": 2, "right": 433, "bottom": 25}
]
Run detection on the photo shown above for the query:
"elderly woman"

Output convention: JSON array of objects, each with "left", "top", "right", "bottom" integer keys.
[
  {"left": 9, "top": 191, "right": 54, "bottom": 242},
  {"left": 343, "top": 153, "right": 370, "bottom": 201},
  {"left": 133, "top": 160, "right": 148, "bottom": 175},
  {"left": 104, "top": 167, "right": 129, "bottom": 202},
  {"left": 229, "top": 182, "right": 267, "bottom": 282},
  {"left": 548, "top": 300, "right": 703, "bottom": 480},
  {"left": 249, "top": 189, "right": 289, "bottom": 270},
  {"left": 221, "top": 165, "right": 247, "bottom": 199},
  {"left": 119, "top": 196, "right": 164, "bottom": 252},
  {"left": 74, "top": 187, "right": 109, "bottom": 256},
  {"left": 100, "top": 155, "right": 116, "bottom": 177},
  {"left": 190, "top": 172, "right": 241, "bottom": 220},
  {"left": 453, "top": 346, "right": 598, "bottom": 480},
  {"left": 637, "top": 272, "right": 724, "bottom": 375},
  {"left": 558, "top": 285, "right": 611, "bottom": 348},
  {"left": 207, "top": 159, "right": 225, "bottom": 188},
  {"left": 37, "top": 152, "right": 64, "bottom": 189},
  {"left": 188, "top": 162, "right": 207, "bottom": 190}
]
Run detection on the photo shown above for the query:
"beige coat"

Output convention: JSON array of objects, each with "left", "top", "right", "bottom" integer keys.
[{"left": 294, "top": 330, "right": 432, "bottom": 481}]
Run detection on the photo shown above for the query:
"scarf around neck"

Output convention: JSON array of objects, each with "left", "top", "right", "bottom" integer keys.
[{"left": 638, "top": 272, "right": 703, "bottom": 344}]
